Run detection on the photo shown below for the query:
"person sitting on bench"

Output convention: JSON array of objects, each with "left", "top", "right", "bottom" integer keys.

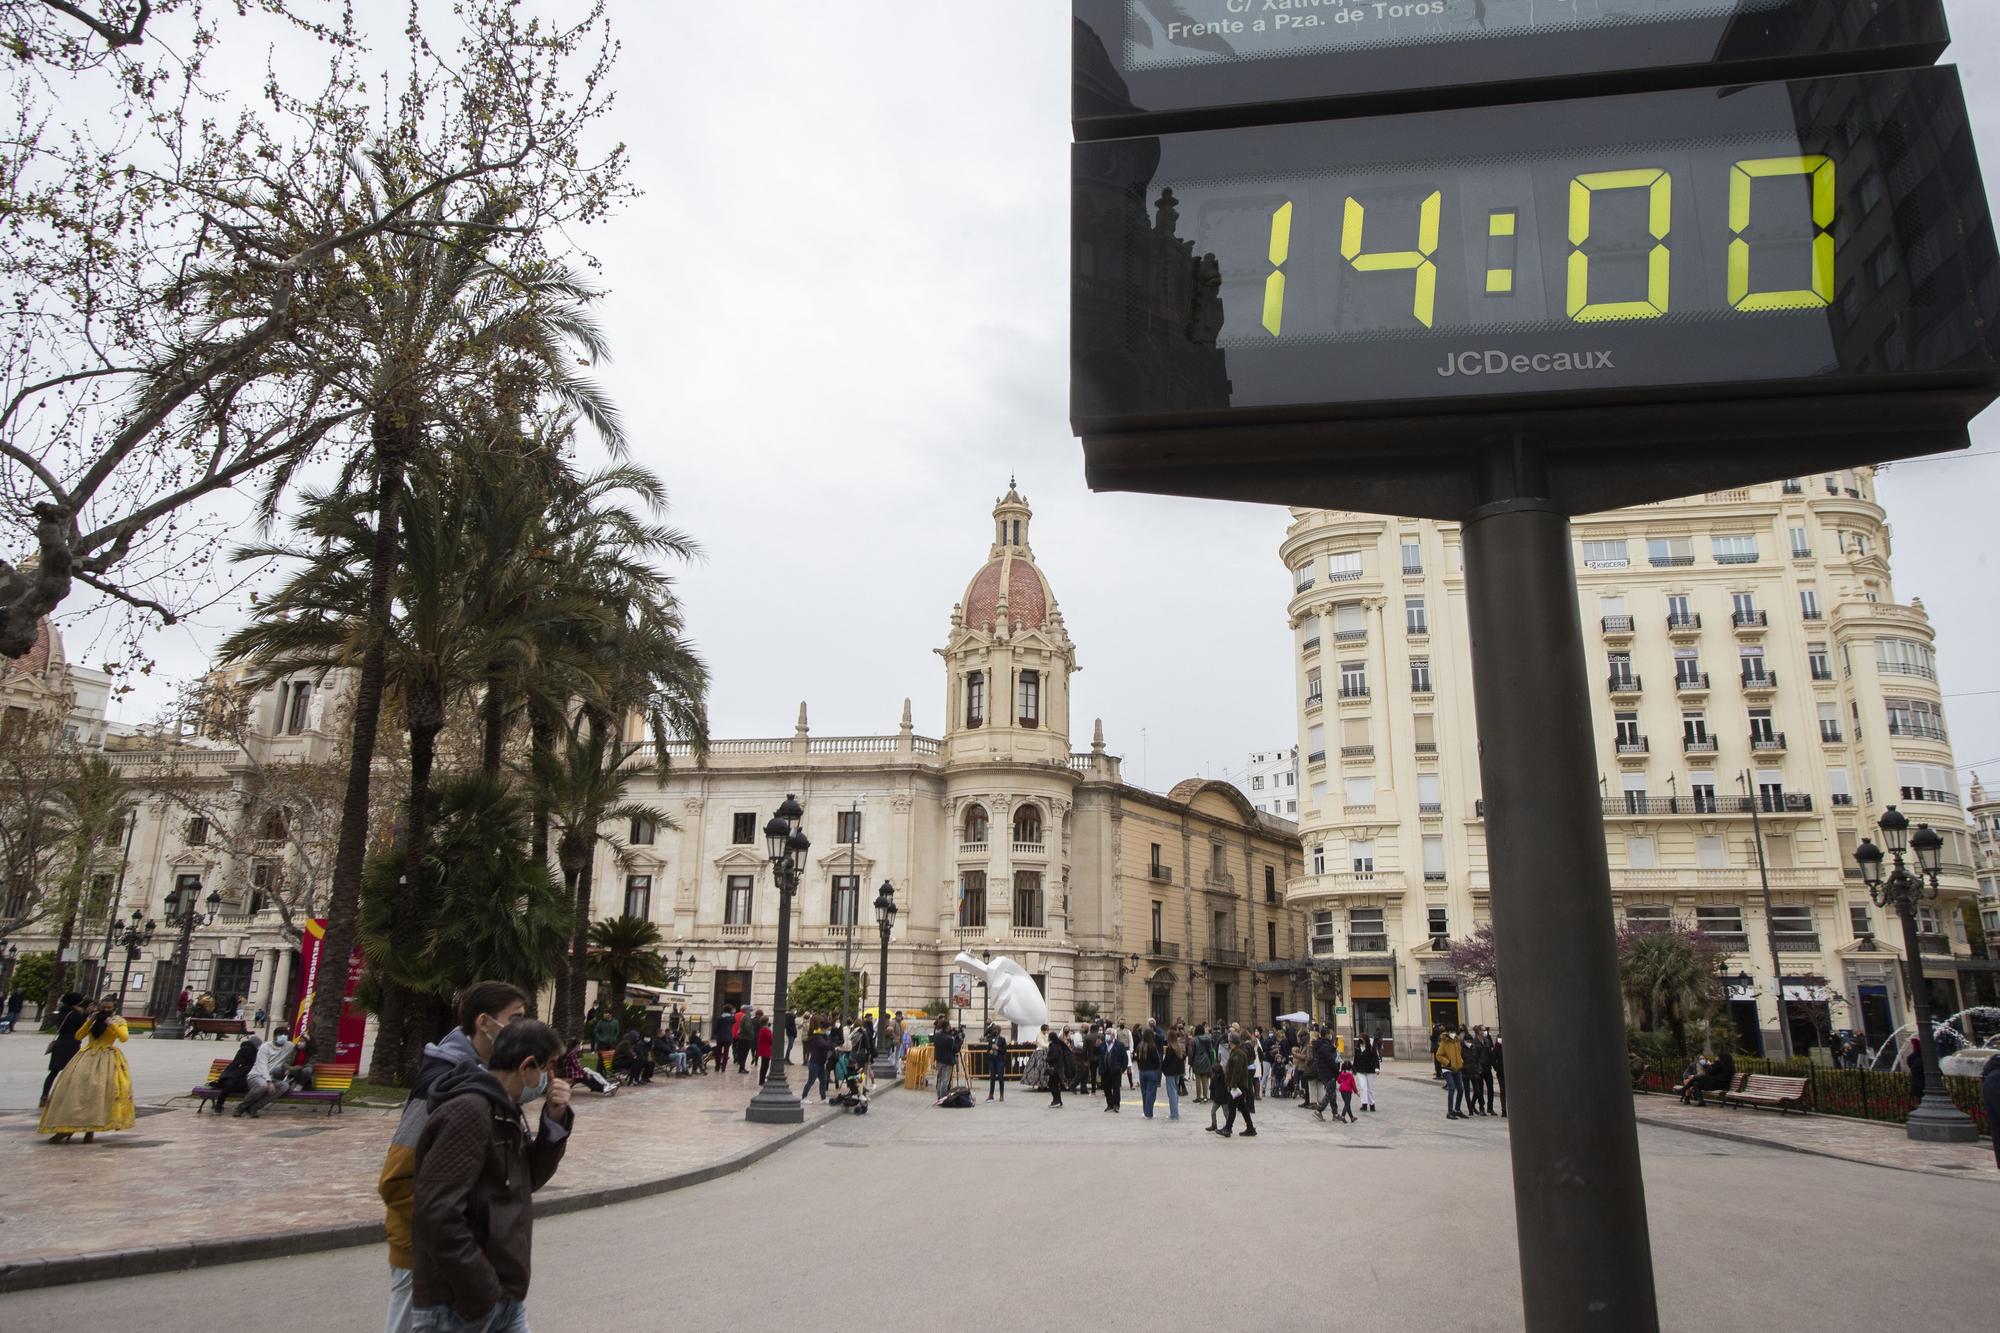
[
  {"left": 1680, "top": 1048, "right": 1735, "bottom": 1105},
  {"left": 235, "top": 1025, "right": 296, "bottom": 1117}
]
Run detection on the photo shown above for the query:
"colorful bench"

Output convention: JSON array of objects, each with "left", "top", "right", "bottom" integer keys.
[{"left": 191, "top": 1059, "right": 358, "bottom": 1116}]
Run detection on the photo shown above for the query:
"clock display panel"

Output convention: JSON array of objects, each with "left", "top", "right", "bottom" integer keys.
[{"left": 1070, "top": 67, "right": 2000, "bottom": 432}]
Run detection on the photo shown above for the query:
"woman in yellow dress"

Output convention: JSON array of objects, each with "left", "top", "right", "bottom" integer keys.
[{"left": 39, "top": 994, "right": 135, "bottom": 1143}]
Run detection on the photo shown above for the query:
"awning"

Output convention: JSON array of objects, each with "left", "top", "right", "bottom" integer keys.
[
  {"left": 1782, "top": 984, "right": 1833, "bottom": 1002},
  {"left": 625, "top": 983, "right": 689, "bottom": 1001},
  {"left": 1725, "top": 981, "right": 1757, "bottom": 1000}
]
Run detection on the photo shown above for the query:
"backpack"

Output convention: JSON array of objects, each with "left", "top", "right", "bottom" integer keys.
[{"left": 938, "top": 1087, "right": 974, "bottom": 1109}]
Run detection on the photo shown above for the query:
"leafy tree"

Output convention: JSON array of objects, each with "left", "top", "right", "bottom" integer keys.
[
  {"left": 1616, "top": 921, "right": 1726, "bottom": 1058},
  {"left": 788, "top": 964, "right": 864, "bottom": 1021},
  {"left": 1444, "top": 923, "right": 1500, "bottom": 991},
  {"left": 11, "top": 951, "right": 55, "bottom": 1008},
  {"left": 586, "top": 915, "right": 667, "bottom": 1016},
  {"left": 1073, "top": 999, "right": 1101, "bottom": 1021}
]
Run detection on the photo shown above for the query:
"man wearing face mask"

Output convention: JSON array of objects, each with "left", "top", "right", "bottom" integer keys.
[
  {"left": 410, "top": 1018, "right": 572, "bottom": 1332},
  {"left": 381, "top": 981, "right": 571, "bottom": 1332}
]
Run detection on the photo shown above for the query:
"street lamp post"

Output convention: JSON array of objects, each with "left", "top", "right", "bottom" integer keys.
[
  {"left": 112, "top": 911, "right": 156, "bottom": 1015},
  {"left": 1853, "top": 806, "right": 1978, "bottom": 1142},
  {"left": 746, "top": 795, "right": 809, "bottom": 1124},
  {"left": 153, "top": 884, "right": 221, "bottom": 1040},
  {"left": 872, "top": 880, "right": 897, "bottom": 1081}
]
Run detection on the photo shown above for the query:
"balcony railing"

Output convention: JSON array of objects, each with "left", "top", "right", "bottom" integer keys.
[
  {"left": 1772, "top": 931, "right": 1820, "bottom": 952},
  {"left": 1601, "top": 614, "right": 1635, "bottom": 634},
  {"left": 1616, "top": 737, "right": 1649, "bottom": 755},
  {"left": 1877, "top": 661, "right": 1937, "bottom": 681},
  {"left": 1415, "top": 741, "right": 1437, "bottom": 754},
  {"left": 1714, "top": 550, "right": 1761, "bottom": 565},
  {"left": 959, "top": 841, "right": 989, "bottom": 856},
  {"left": 1665, "top": 613, "right": 1702, "bottom": 632},
  {"left": 1310, "top": 936, "right": 1340, "bottom": 956},
  {"left": 1810, "top": 666, "right": 1834, "bottom": 681},
  {"left": 1819, "top": 727, "right": 1843, "bottom": 744},
  {"left": 1418, "top": 801, "right": 1442, "bottom": 814},
  {"left": 1301, "top": 636, "right": 1320, "bottom": 654},
  {"left": 1742, "top": 670, "right": 1777, "bottom": 691},
  {"left": 1335, "top": 628, "right": 1367, "bottom": 643},
  {"left": 1148, "top": 865, "right": 1173, "bottom": 883},
  {"left": 1307, "top": 749, "right": 1326, "bottom": 764},
  {"left": 1210, "top": 947, "right": 1247, "bottom": 966},
  {"left": 1886, "top": 720, "right": 1949, "bottom": 742},
  {"left": 1012, "top": 841, "right": 1046, "bottom": 857},
  {"left": 1683, "top": 735, "right": 1717, "bottom": 753},
  {"left": 1305, "top": 688, "right": 1324, "bottom": 706},
  {"left": 1149, "top": 941, "right": 1182, "bottom": 959},
  {"left": 1340, "top": 745, "right": 1374, "bottom": 758},
  {"left": 1651, "top": 555, "right": 1695, "bottom": 568},
  {"left": 1917, "top": 932, "right": 1953, "bottom": 957},
  {"left": 720, "top": 923, "right": 753, "bottom": 937},
  {"left": 1706, "top": 932, "right": 1749, "bottom": 951},
  {"left": 1731, "top": 610, "right": 1769, "bottom": 629},
  {"left": 1349, "top": 935, "right": 1389, "bottom": 953},
  {"left": 1750, "top": 732, "right": 1787, "bottom": 751},
  {"left": 1337, "top": 685, "right": 1370, "bottom": 699},
  {"left": 1329, "top": 568, "right": 1364, "bottom": 582},
  {"left": 1401, "top": 563, "right": 1423, "bottom": 577},
  {"left": 1898, "top": 786, "right": 1958, "bottom": 804},
  {"left": 1601, "top": 794, "right": 1813, "bottom": 816},
  {"left": 1676, "top": 672, "right": 1711, "bottom": 694},
  {"left": 1608, "top": 674, "right": 1642, "bottom": 694}
]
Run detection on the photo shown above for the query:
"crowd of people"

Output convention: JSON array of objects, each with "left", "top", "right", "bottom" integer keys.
[{"left": 1429, "top": 1021, "right": 1505, "bottom": 1120}]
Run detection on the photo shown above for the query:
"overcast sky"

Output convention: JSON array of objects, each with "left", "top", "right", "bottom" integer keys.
[{"left": 94, "top": 1, "right": 2000, "bottom": 798}]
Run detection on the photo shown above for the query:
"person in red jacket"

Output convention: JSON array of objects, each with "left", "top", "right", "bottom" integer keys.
[{"left": 756, "top": 1015, "right": 775, "bottom": 1083}]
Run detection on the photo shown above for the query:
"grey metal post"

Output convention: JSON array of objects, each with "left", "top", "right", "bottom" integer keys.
[
  {"left": 1461, "top": 451, "right": 1659, "bottom": 1332},
  {"left": 1741, "top": 770, "right": 1792, "bottom": 1060}
]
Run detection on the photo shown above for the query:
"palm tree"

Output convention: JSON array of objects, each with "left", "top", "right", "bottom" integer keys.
[
  {"left": 1618, "top": 922, "right": 1726, "bottom": 1058},
  {"left": 272, "top": 157, "right": 624, "bottom": 1061},
  {"left": 40, "top": 753, "right": 133, "bottom": 1012},
  {"left": 586, "top": 914, "right": 668, "bottom": 1017},
  {"left": 528, "top": 721, "right": 672, "bottom": 1033}
]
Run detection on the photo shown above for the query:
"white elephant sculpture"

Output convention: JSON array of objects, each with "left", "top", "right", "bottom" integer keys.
[{"left": 953, "top": 951, "right": 1049, "bottom": 1033}]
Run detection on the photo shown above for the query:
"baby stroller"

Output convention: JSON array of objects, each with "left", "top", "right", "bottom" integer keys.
[{"left": 829, "top": 1048, "right": 871, "bottom": 1114}]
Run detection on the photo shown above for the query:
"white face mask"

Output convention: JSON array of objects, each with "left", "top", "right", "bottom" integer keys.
[{"left": 516, "top": 1066, "right": 549, "bottom": 1106}]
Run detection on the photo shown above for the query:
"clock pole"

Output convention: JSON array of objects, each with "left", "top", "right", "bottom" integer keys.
[{"left": 1459, "top": 443, "right": 1659, "bottom": 1332}]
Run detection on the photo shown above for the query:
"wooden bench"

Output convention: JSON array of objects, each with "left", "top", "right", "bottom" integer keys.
[
  {"left": 188, "top": 1017, "right": 251, "bottom": 1039},
  {"left": 191, "top": 1059, "right": 359, "bottom": 1116},
  {"left": 1713, "top": 1073, "right": 1810, "bottom": 1114}
]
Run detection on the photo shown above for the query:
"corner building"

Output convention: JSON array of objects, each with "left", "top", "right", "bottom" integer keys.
[{"left": 1282, "top": 468, "right": 1985, "bottom": 1056}]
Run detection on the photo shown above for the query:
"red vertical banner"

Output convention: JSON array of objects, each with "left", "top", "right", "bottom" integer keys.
[{"left": 296, "top": 918, "right": 367, "bottom": 1067}]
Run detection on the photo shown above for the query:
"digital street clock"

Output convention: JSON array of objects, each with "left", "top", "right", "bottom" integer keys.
[
  {"left": 1070, "top": 66, "right": 2000, "bottom": 512},
  {"left": 1074, "top": 0, "right": 1950, "bottom": 135}
]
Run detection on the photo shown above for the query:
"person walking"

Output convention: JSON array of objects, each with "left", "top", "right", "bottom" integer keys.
[
  {"left": 1476, "top": 1026, "right": 1500, "bottom": 1115},
  {"left": 1438, "top": 1025, "right": 1466, "bottom": 1119},
  {"left": 732, "top": 1006, "right": 751, "bottom": 1073},
  {"left": 1045, "top": 1028, "right": 1072, "bottom": 1108},
  {"left": 39, "top": 994, "right": 134, "bottom": 1143},
  {"left": 1353, "top": 1035, "right": 1380, "bottom": 1112},
  {"left": 803, "top": 1021, "right": 833, "bottom": 1102},
  {"left": 710, "top": 1009, "right": 733, "bottom": 1076},
  {"left": 1100, "top": 1027, "right": 1129, "bottom": 1112},
  {"left": 755, "top": 1016, "right": 774, "bottom": 1084},
  {"left": 1160, "top": 1026, "right": 1184, "bottom": 1120},
  {"left": 3, "top": 986, "right": 24, "bottom": 1033},
  {"left": 590, "top": 1006, "right": 620, "bottom": 1073},
  {"left": 784, "top": 1008, "right": 798, "bottom": 1065},
  {"left": 985, "top": 1024, "right": 1008, "bottom": 1103},
  {"left": 409, "top": 1020, "right": 572, "bottom": 1333},
  {"left": 1335, "top": 1062, "right": 1358, "bottom": 1123},
  {"left": 1135, "top": 1027, "right": 1163, "bottom": 1118},
  {"left": 1430, "top": 1020, "right": 1446, "bottom": 1079},
  {"left": 1080, "top": 1024, "right": 1102, "bottom": 1097},
  {"left": 1309, "top": 1030, "right": 1339, "bottom": 1122},
  {"left": 1462, "top": 1029, "right": 1489, "bottom": 1116},
  {"left": 1216, "top": 1033, "right": 1257, "bottom": 1138},
  {"left": 1490, "top": 1032, "right": 1505, "bottom": 1116},
  {"left": 39, "top": 991, "right": 88, "bottom": 1107},
  {"left": 1117, "top": 1022, "right": 1137, "bottom": 1090}
]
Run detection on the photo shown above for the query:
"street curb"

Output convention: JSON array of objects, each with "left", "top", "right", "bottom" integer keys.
[
  {"left": 0, "top": 1093, "right": 861, "bottom": 1295},
  {"left": 1628, "top": 1101, "right": 1991, "bottom": 1180}
]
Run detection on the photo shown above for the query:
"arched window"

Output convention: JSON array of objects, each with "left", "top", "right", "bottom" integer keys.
[
  {"left": 963, "top": 804, "right": 989, "bottom": 845},
  {"left": 966, "top": 671, "right": 985, "bottom": 728},
  {"left": 1017, "top": 669, "right": 1040, "bottom": 727},
  {"left": 1012, "top": 803, "right": 1042, "bottom": 847}
]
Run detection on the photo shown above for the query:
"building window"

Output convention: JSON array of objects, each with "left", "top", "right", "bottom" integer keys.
[
  {"left": 1740, "top": 647, "right": 1767, "bottom": 683},
  {"left": 1849, "top": 902, "right": 1873, "bottom": 938},
  {"left": 1422, "top": 835, "right": 1446, "bottom": 882},
  {"left": 1771, "top": 904, "right": 1815, "bottom": 938},
  {"left": 249, "top": 862, "right": 277, "bottom": 913},
  {"left": 1665, "top": 593, "right": 1693, "bottom": 626},
  {"left": 1294, "top": 563, "right": 1315, "bottom": 592},
  {"left": 281, "top": 681, "right": 313, "bottom": 734},
  {"left": 1817, "top": 703, "right": 1841, "bottom": 743},
  {"left": 1344, "top": 776, "right": 1375, "bottom": 810},
  {"left": 1826, "top": 767, "right": 1852, "bottom": 806},
  {"left": 1696, "top": 905, "right": 1743, "bottom": 938},
  {"left": 1697, "top": 834, "right": 1726, "bottom": 869},
  {"left": 964, "top": 804, "right": 989, "bottom": 844},
  {"left": 836, "top": 810, "right": 862, "bottom": 844},
  {"left": 1266, "top": 920, "right": 1278, "bottom": 959},
  {"left": 1152, "top": 901, "right": 1164, "bottom": 951},
  {"left": 1013, "top": 872, "right": 1044, "bottom": 928},
  {"left": 1895, "top": 762, "right": 1957, "bottom": 804},
  {"left": 1712, "top": 533, "right": 1759, "bottom": 564},
  {"left": 1251, "top": 775, "right": 1265, "bottom": 791},
  {"left": 1311, "top": 844, "right": 1325, "bottom": 876},
  {"left": 1789, "top": 525, "right": 1812, "bottom": 558},
  {"left": 1875, "top": 638, "right": 1936, "bottom": 680},
  {"left": 1417, "top": 773, "right": 1441, "bottom": 812},
  {"left": 959, "top": 872, "right": 987, "bottom": 928},
  {"left": 831, "top": 875, "right": 859, "bottom": 926},
  {"left": 1311, "top": 909, "right": 1335, "bottom": 951},
  {"left": 1748, "top": 708, "right": 1777, "bottom": 744},
  {"left": 1012, "top": 804, "right": 1043, "bottom": 846},
  {"left": 1306, "top": 667, "right": 1323, "bottom": 704},
  {"left": 1349, "top": 838, "right": 1375, "bottom": 874},
  {"left": 629, "top": 817, "right": 656, "bottom": 846},
  {"left": 1580, "top": 538, "right": 1628, "bottom": 568},
  {"left": 1885, "top": 697, "right": 1947, "bottom": 742},
  {"left": 1799, "top": 587, "right": 1821, "bottom": 620},
  {"left": 732, "top": 812, "right": 756, "bottom": 845},
  {"left": 1648, "top": 535, "right": 1694, "bottom": 567},
  {"left": 186, "top": 816, "right": 209, "bottom": 847},
  {"left": 1405, "top": 596, "right": 1427, "bottom": 634},
  {"left": 260, "top": 809, "right": 288, "bottom": 842},
  {"left": 1339, "top": 662, "right": 1368, "bottom": 696},
  {"left": 1682, "top": 709, "right": 1709, "bottom": 744},
  {"left": 1428, "top": 906, "right": 1450, "bottom": 946},
  {"left": 1348, "top": 907, "right": 1386, "bottom": 949},
  {"left": 1608, "top": 652, "right": 1635, "bottom": 687},
  {"left": 1328, "top": 551, "right": 1362, "bottom": 581},
  {"left": 966, "top": 671, "right": 985, "bottom": 727},
  {"left": 725, "top": 875, "right": 753, "bottom": 926},
  {"left": 1264, "top": 864, "right": 1277, "bottom": 901},
  {"left": 1626, "top": 835, "right": 1657, "bottom": 869},
  {"left": 1808, "top": 643, "right": 1831, "bottom": 680},
  {"left": 1017, "top": 670, "right": 1040, "bottom": 727},
  {"left": 1625, "top": 904, "right": 1670, "bottom": 933},
  {"left": 1689, "top": 774, "right": 1717, "bottom": 813},
  {"left": 1410, "top": 658, "right": 1431, "bottom": 693},
  {"left": 624, "top": 874, "right": 652, "bottom": 920},
  {"left": 1756, "top": 767, "right": 1785, "bottom": 809},
  {"left": 1401, "top": 540, "right": 1422, "bottom": 575},
  {"left": 1614, "top": 711, "right": 1641, "bottom": 747}
]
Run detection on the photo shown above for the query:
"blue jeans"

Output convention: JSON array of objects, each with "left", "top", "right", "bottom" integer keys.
[
  {"left": 803, "top": 1060, "right": 828, "bottom": 1100},
  {"left": 1139, "top": 1069, "right": 1161, "bottom": 1117},
  {"left": 1444, "top": 1069, "right": 1464, "bottom": 1115},
  {"left": 1163, "top": 1072, "right": 1180, "bottom": 1119},
  {"left": 410, "top": 1300, "right": 528, "bottom": 1332}
]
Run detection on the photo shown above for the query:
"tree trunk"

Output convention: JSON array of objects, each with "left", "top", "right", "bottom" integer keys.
[
  {"left": 481, "top": 673, "right": 507, "bottom": 775},
  {"left": 550, "top": 863, "right": 582, "bottom": 1035},
  {"left": 567, "top": 861, "right": 594, "bottom": 1032},
  {"left": 527, "top": 704, "right": 555, "bottom": 865},
  {"left": 372, "top": 713, "right": 444, "bottom": 1088},
  {"left": 308, "top": 437, "right": 409, "bottom": 1065},
  {"left": 44, "top": 902, "right": 77, "bottom": 1022}
]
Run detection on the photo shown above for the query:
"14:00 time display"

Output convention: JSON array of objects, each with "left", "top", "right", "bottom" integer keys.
[{"left": 1183, "top": 138, "right": 1839, "bottom": 346}]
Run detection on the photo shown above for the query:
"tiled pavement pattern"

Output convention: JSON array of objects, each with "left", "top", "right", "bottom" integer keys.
[{"left": 0, "top": 1063, "right": 839, "bottom": 1279}]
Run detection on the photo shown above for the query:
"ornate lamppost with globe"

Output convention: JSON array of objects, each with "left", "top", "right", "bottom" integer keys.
[
  {"left": 872, "top": 880, "right": 897, "bottom": 1081},
  {"left": 746, "top": 795, "right": 809, "bottom": 1124},
  {"left": 111, "top": 911, "right": 156, "bottom": 1015},
  {"left": 153, "top": 883, "right": 221, "bottom": 1039},
  {"left": 1852, "top": 806, "right": 1978, "bottom": 1142}
]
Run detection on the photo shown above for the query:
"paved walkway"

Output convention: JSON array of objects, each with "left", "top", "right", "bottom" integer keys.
[{"left": 0, "top": 1061, "right": 844, "bottom": 1291}]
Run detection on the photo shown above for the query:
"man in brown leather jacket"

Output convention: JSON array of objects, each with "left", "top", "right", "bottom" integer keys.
[{"left": 411, "top": 1019, "right": 571, "bottom": 1332}]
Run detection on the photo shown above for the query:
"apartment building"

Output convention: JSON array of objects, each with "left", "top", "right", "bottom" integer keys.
[
  {"left": 1281, "top": 467, "right": 1985, "bottom": 1055},
  {"left": 1245, "top": 746, "right": 1299, "bottom": 819}
]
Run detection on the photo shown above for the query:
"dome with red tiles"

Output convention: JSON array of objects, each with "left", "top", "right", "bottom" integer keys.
[{"left": 961, "top": 485, "right": 1056, "bottom": 633}]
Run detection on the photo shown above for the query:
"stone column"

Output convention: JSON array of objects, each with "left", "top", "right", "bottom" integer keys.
[{"left": 270, "top": 947, "right": 295, "bottom": 1030}]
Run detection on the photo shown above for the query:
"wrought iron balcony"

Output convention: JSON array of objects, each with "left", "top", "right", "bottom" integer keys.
[
  {"left": 1772, "top": 931, "right": 1820, "bottom": 952},
  {"left": 1337, "top": 685, "right": 1370, "bottom": 700},
  {"left": 1148, "top": 865, "right": 1172, "bottom": 883},
  {"left": 1607, "top": 674, "right": 1642, "bottom": 695},
  {"left": 1616, "top": 737, "right": 1649, "bottom": 755},
  {"left": 1601, "top": 614, "right": 1635, "bottom": 635},
  {"left": 1665, "top": 613, "right": 1702, "bottom": 634},
  {"left": 1741, "top": 670, "right": 1777, "bottom": 692},
  {"left": 1917, "top": 932, "right": 1953, "bottom": 957},
  {"left": 1731, "top": 609, "right": 1769, "bottom": 629},
  {"left": 1210, "top": 947, "right": 1247, "bottom": 966},
  {"left": 1683, "top": 735, "right": 1717, "bottom": 753},
  {"left": 1749, "top": 731, "right": 1786, "bottom": 751},
  {"left": 1675, "top": 672, "right": 1710, "bottom": 694},
  {"left": 1886, "top": 720, "right": 1949, "bottom": 742},
  {"left": 1149, "top": 941, "right": 1182, "bottom": 959},
  {"left": 1348, "top": 935, "right": 1389, "bottom": 953}
]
